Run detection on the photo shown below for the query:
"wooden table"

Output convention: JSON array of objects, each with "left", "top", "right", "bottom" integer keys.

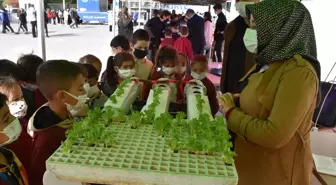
[{"left": 310, "top": 131, "right": 336, "bottom": 185}]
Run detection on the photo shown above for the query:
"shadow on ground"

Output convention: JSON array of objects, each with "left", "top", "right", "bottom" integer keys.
[{"left": 50, "top": 33, "right": 79, "bottom": 37}]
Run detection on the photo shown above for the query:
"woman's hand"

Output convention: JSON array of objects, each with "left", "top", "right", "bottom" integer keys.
[{"left": 218, "top": 93, "right": 237, "bottom": 113}]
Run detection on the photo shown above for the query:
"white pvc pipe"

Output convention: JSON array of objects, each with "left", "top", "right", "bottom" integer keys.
[
  {"left": 149, "top": 0, "right": 152, "bottom": 19},
  {"left": 37, "top": 0, "right": 46, "bottom": 61},
  {"left": 138, "top": 0, "right": 141, "bottom": 23},
  {"left": 113, "top": 0, "right": 116, "bottom": 37},
  {"left": 63, "top": 0, "right": 65, "bottom": 10}
]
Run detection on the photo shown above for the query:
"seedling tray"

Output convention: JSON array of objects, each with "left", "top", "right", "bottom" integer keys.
[{"left": 46, "top": 123, "right": 238, "bottom": 185}]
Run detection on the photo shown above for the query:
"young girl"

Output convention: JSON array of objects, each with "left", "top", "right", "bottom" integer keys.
[
  {"left": 174, "top": 26, "right": 193, "bottom": 61},
  {"left": 177, "top": 52, "right": 190, "bottom": 76},
  {"left": 144, "top": 46, "right": 184, "bottom": 102},
  {"left": 103, "top": 52, "right": 136, "bottom": 97},
  {"left": 183, "top": 55, "right": 219, "bottom": 116}
]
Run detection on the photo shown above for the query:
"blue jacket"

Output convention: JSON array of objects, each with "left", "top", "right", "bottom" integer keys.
[{"left": 1, "top": 11, "right": 10, "bottom": 23}]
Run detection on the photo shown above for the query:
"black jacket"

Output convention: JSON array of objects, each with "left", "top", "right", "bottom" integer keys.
[
  {"left": 144, "top": 17, "right": 165, "bottom": 48},
  {"left": 187, "top": 14, "right": 205, "bottom": 54},
  {"left": 214, "top": 12, "right": 228, "bottom": 41}
]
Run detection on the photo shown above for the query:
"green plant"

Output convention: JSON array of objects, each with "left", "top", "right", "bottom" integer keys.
[
  {"left": 143, "top": 87, "right": 163, "bottom": 124},
  {"left": 195, "top": 94, "right": 205, "bottom": 114},
  {"left": 109, "top": 77, "right": 131, "bottom": 103},
  {"left": 129, "top": 111, "right": 142, "bottom": 129},
  {"left": 154, "top": 113, "right": 173, "bottom": 137}
]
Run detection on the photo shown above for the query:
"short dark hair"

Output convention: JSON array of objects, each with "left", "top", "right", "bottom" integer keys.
[
  {"left": 83, "top": 64, "right": 98, "bottom": 79},
  {"left": 0, "top": 93, "right": 7, "bottom": 109},
  {"left": 110, "top": 35, "right": 131, "bottom": 51},
  {"left": 131, "top": 29, "right": 150, "bottom": 45},
  {"left": 164, "top": 29, "right": 172, "bottom": 36},
  {"left": 213, "top": 3, "right": 222, "bottom": 10},
  {"left": 17, "top": 54, "right": 44, "bottom": 83},
  {"left": 37, "top": 60, "right": 84, "bottom": 100},
  {"left": 186, "top": 9, "right": 195, "bottom": 15},
  {"left": 0, "top": 60, "right": 23, "bottom": 81},
  {"left": 160, "top": 10, "right": 171, "bottom": 18},
  {"left": 155, "top": 46, "right": 179, "bottom": 68}
]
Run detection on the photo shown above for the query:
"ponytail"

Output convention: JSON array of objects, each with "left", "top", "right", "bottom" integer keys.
[{"left": 106, "top": 56, "right": 118, "bottom": 87}]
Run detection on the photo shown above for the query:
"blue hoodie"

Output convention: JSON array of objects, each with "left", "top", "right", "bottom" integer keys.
[{"left": 0, "top": 11, "right": 10, "bottom": 23}]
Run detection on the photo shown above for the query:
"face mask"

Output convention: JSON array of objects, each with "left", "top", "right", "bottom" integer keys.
[
  {"left": 243, "top": 28, "right": 258, "bottom": 54},
  {"left": 235, "top": 2, "right": 254, "bottom": 18},
  {"left": 172, "top": 29, "right": 179, "bottom": 33},
  {"left": 191, "top": 71, "right": 207, "bottom": 80},
  {"left": 0, "top": 118, "right": 22, "bottom": 146},
  {"left": 215, "top": 10, "right": 221, "bottom": 15},
  {"left": 64, "top": 91, "right": 87, "bottom": 116},
  {"left": 162, "top": 67, "right": 175, "bottom": 76},
  {"left": 118, "top": 68, "right": 136, "bottom": 79},
  {"left": 88, "top": 84, "right": 100, "bottom": 98},
  {"left": 175, "top": 66, "right": 186, "bottom": 74},
  {"left": 8, "top": 100, "right": 28, "bottom": 119},
  {"left": 133, "top": 48, "right": 148, "bottom": 59},
  {"left": 83, "top": 83, "right": 90, "bottom": 94}
]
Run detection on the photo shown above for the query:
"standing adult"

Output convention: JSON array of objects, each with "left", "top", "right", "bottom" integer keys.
[
  {"left": 185, "top": 9, "right": 205, "bottom": 55},
  {"left": 218, "top": 0, "right": 320, "bottom": 185},
  {"left": 27, "top": 5, "right": 37, "bottom": 38},
  {"left": 144, "top": 10, "right": 170, "bottom": 62},
  {"left": 0, "top": 9, "right": 14, "bottom": 34},
  {"left": 58, "top": 10, "right": 64, "bottom": 24},
  {"left": 204, "top": 12, "right": 214, "bottom": 52},
  {"left": 64, "top": 9, "right": 69, "bottom": 25},
  {"left": 17, "top": 8, "right": 28, "bottom": 34},
  {"left": 44, "top": 10, "right": 49, "bottom": 37},
  {"left": 213, "top": 3, "right": 228, "bottom": 62},
  {"left": 117, "top": 7, "right": 133, "bottom": 40},
  {"left": 69, "top": 8, "right": 78, "bottom": 28},
  {"left": 220, "top": 0, "right": 258, "bottom": 93}
]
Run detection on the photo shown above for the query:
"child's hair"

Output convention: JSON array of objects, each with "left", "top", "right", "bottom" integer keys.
[
  {"left": 106, "top": 52, "right": 135, "bottom": 87},
  {"left": 179, "top": 26, "right": 189, "bottom": 36},
  {"left": 17, "top": 54, "right": 44, "bottom": 83},
  {"left": 131, "top": 29, "right": 150, "bottom": 45},
  {"left": 0, "top": 59, "right": 23, "bottom": 81},
  {"left": 0, "top": 76, "right": 17, "bottom": 97},
  {"left": 79, "top": 54, "right": 102, "bottom": 70},
  {"left": 83, "top": 64, "right": 98, "bottom": 80},
  {"left": 0, "top": 92, "right": 6, "bottom": 109},
  {"left": 110, "top": 35, "right": 131, "bottom": 51},
  {"left": 37, "top": 60, "right": 84, "bottom": 100},
  {"left": 191, "top": 55, "right": 209, "bottom": 67},
  {"left": 155, "top": 46, "right": 179, "bottom": 68},
  {"left": 164, "top": 29, "right": 172, "bottom": 37}
]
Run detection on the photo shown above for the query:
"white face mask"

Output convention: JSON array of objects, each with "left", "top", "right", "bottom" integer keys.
[
  {"left": 191, "top": 71, "right": 207, "bottom": 80},
  {"left": 88, "top": 84, "right": 100, "bottom": 98},
  {"left": 64, "top": 91, "right": 87, "bottom": 116},
  {"left": 235, "top": 2, "right": 254, "bottom": 18},
  {"left": 0, "top": 118, "right": 22, "bottom": 146},
  {"left": 175, "top": 66, "right": 186, "bottom": 74},
  {"left": 83, "top": 83, "right": 90, "bottom": 94},
  {"left": 243, "top": 28, "right": 258, "bottom": 54},
  {"left": 162, "top": 67, "right": 175, "bottom": 76},
  {"left": 118, "top": 68, "right": 135, "bottom": 79},
  {"left": 8, "top": 100, "right": 28, "bottom": 119}
]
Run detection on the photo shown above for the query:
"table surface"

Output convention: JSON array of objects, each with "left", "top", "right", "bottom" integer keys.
[{"left": 310, "top": 131, "right": 336, "bottom": 185}]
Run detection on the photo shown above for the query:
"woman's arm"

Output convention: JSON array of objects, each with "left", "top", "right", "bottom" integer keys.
[{"left": 228, "top": 66, "right": 318, "bottom": 149}]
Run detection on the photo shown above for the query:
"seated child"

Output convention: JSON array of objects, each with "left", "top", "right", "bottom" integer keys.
[
  {"left": 144, "top": 46, "right": 183, "bottom": 102},
  {"left": 159, "top": 29, "right": 175, "bottom": 49},
  {"left": 28, "top": 60, "right": 87, "bottom": 185},
  {"left": 79, "top": 54, "right": 102, "bottom": 75},
  {"left": 174, "top": 26, "right": 193, "bottom": 61},
  {"left": 0, "top": 76, "right": 32, "bottom": 181},
  {"left": 183, "top": 55, "right": 219, "bottom": 116},
  {"left": 177, "top": 52, "right": 190, "bottom": 76},
  {"left": 17, "top": 54, "right": 48, "bottom": 111},
  {"left": 82, "top": 64, "right": 108, "bottom": 108},
  {"left": 0, "top": 92, "right": 29, "bottom": 185},
  {"left": 131, "top": 29, "right": 153, "bottom": 80},
  {"left": 104, "top": 52, "right": 137, "bottom": 97}
]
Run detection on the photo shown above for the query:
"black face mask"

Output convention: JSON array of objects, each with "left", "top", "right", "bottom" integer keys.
[{"left": 133, "top": 48, "right": 148, "bottom": 59}]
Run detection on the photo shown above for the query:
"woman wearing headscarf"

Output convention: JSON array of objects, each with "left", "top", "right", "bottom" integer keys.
[
  {"left": 118, "top": 7, "right": 133, "bottom": 41},
  {"left": 218, "top": 0, "right": 320, "bottom": 185}
]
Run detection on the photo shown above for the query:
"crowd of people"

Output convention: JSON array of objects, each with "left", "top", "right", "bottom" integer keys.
[
  {"left": 0, "top": 6, "right": 81, "bottom": 37},
  {"left": 0, "top": 0, "right": 323, "bottom": 185}
]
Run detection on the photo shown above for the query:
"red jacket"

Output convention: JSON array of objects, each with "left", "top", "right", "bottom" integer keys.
[
  {"left": 159, "top": 38, "right": 175, "bottom": 49},
  {"left": 28, "top": 105, "right": 70, "bottom": 185},
  {"left": 174, "top": 37, "right": 193, "bottom": 61},
  {"left": 183, "top": 75, "right": 219, "bottom": 116}
]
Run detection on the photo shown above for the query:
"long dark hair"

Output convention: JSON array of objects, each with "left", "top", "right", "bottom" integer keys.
[
  {"left": 204, "top": 12, "right": 212, "bottom": 22},
  {"left": 154, "top": 46, "right": 179, "bottom": 69},
  {"left": 106, "top": 52, "right": 135, "bottom": 87}
]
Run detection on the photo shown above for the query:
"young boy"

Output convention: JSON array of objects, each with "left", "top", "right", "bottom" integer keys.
[
  {"left": 110, "top": 35, "right": 131, "bottom": 55},
  {"left": 28, "top": 60, "right": 87, "bottom": 185},
  {"left": 174, "top": 26, "right": 193, "bottom": 60},
  {"left": 159, "top": 29, "right": 175, "bottom": 49},
  {"left": 0, "top": 92, "right": 29, "bottom": 185},
  {"left": 131, "top": 29, "right": 153, "bottom": 80}
]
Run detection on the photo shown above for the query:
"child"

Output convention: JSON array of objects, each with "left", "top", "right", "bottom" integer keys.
[
  {"left": 104, "top": 52, "right": 136, "bottom": 97},
  {"left": 159, "top": 29, "right": 175, "bottom": 49},
  {"left": 110, "top": 35, "right": 131, "bottom": 55},
  {"left": 82, "top": 63, "right": 108, "bottom": 108},
  {"left": 131, "top": 29, "right": 153, "bottom": 80},
  {"left": 28, "top": 60, "right": 87, "bottom": 185},
  {"left": 169, "top": 21, "right": 180, "bottom": 40},
  {"left": 0, "top": 76, "right": 32, "bottom": 181},
  {"left": 177, "top": 52, "right": 190, "bottom": 76},
  {"left": 183, "top": 55, "right": 219, "bottom": 116},
  {"left": 0, "top": 92, "right": 29, "bottom": 185},
  {"left": 144, "top": 46, "right": 183, "bottom": 102},
  {"left": 174, "top": 26, "right": 193, "bottom": 61},
  {"left": 79, "top": 54, "right": 102, "bottom": 75},
  {"left": 17, "top": 54, "right": 48, "bottom": 112}
]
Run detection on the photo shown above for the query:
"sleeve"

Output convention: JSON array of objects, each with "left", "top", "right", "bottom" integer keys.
[
  {"left": 187, "top": 40, "right": 194, "bottom": 60},
  {"left": 205, "top": 80, "right": 219, "bottom": 116},
  {"left": 227, "top": 67, "right": 318, "bottom": 149},
  {"left": 204, "top": 22, "right": 210, "bottom": 46}
]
